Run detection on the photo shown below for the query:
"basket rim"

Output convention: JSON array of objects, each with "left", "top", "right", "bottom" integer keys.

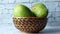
[{"left": 13, "top": 17, "right": 47, "bottom": 18}]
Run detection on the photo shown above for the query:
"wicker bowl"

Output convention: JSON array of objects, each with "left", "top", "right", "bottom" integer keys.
[{"left": 13, "top": 17, "right": 47, "bottom": 33}]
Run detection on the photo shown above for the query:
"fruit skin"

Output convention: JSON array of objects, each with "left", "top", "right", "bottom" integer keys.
[
  {"left": 14, "top": 4, "right": 35, "bottom": 17},
  {"left": 31, "top": 3, "right": 48, "bottom": 18}
]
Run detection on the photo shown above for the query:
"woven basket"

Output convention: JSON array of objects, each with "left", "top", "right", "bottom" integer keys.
[{"left": 13, "top": 17, "right": 47, "bottom": 33}]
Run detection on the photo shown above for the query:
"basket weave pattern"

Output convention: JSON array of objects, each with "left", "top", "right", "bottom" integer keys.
[{"left": 13, "top": 17, "right": 47, "bottom": 33}]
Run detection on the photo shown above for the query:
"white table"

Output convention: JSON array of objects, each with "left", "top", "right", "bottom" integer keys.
[{"left": 0, "top": 23, "right": 60, "bottom": 34}]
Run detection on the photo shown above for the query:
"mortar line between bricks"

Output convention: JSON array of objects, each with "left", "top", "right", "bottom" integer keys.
[
  {"left": 42, "top": 1, "right": 60, "bottom": 2},
  {"left": 15, "top": 2, "right": 36, "bottom": 4},
  {"left": 1, "top": 1, "right": 60, "bottom": 4},
  {"left": 43, "top": 1, "right": 60, "bottom": 2},
  {"left": 16, "top": 1, "right": 59, "bottom": 3},
  {"left": 0, "top": 3, "right": 15, "bottom": 5},
  {"left": 0, "top": 2, "right": 14, "bottom": 4}
]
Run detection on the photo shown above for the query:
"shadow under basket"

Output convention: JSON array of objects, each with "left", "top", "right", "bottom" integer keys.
[{"left": 13, "top": 17, "right": 48, "bottom": 33}]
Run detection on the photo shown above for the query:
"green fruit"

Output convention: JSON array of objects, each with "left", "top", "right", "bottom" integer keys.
[
  {"left": 14, "top": 4, "right": 35, "bottom": 17},
  {"left": 32, "top": 3, "right": 48, "bottom": 18}
]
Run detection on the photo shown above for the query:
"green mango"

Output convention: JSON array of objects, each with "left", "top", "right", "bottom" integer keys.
[
  {"left": 31, "top": 3, "right": 48, "bottom": 18},
  {"left": 14, "top": 4, "right": 35, "bottom": 17}
]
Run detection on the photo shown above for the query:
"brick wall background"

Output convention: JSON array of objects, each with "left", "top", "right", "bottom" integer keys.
[{"left": 0, "top": 0, "right": 60, "bottom": 26}]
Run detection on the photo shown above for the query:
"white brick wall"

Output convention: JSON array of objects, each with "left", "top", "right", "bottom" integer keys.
[
  {"left": 0, "top": 0, "right": 15, "bottom": 4},
  {"left": 0, "top": 0, "right": 60, "bottom": 26}
]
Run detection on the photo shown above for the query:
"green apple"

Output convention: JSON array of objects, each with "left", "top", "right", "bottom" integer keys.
[
  {"left": 14, "top": 4, "right": 35, "bottom": 17},
  {"left": 31, "top": 3, "right": 48, "bottom": 18}
]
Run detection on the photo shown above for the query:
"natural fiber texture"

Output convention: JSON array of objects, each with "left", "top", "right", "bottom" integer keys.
[{"left": 13, "top": 17, "right": 47, "bottom": 33}]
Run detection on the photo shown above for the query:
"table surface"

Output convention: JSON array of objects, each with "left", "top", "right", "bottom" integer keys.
[{"left": 0, "top": 24, "right": 60, "bottom": 34}]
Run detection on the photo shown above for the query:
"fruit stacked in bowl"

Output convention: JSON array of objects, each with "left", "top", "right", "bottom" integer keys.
[{"left": 13, "top": 3, "right": 48, "bottom": 33}]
